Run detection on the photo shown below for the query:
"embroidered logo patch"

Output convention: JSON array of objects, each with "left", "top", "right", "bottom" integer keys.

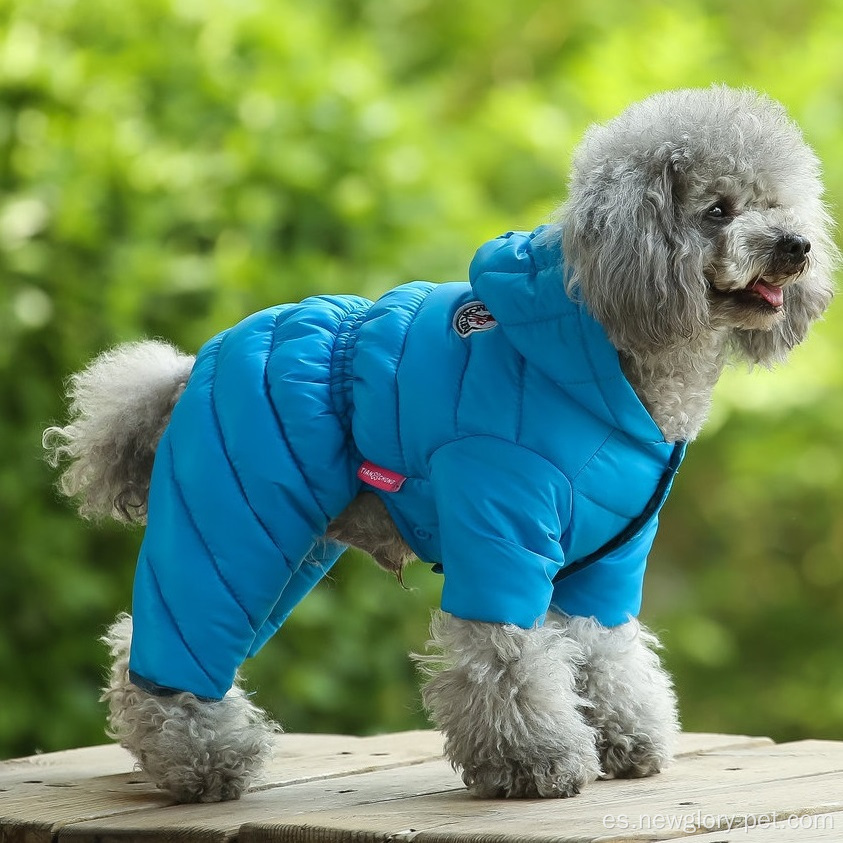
[
  {"left": 453, "top": 300, "right": 498, "bottom": 337},
  {"left": 357, "top": 461, "right": 407, "bottom": 493}
]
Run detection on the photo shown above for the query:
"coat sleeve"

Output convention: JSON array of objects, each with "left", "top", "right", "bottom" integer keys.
[
  {"left": 429, "top": 436, "right": 572, "bottom": 628},
  {"left": 549, "top": 515, "right": 658, "bottom": 627}
]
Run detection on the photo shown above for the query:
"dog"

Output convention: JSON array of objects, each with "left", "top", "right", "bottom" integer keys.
[{"left": 44, "top": 86, "right": 836, "bottom": 803}]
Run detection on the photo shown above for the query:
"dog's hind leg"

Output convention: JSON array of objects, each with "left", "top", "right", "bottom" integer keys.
[
  {"left": 247, "top": 537, "right": 347, "bottom": 657},
  {"left": 101, "top": 614, "right": 278, "bottom": 803},
  {"left": 556, "top": 612, "right": 680, "bottom": 778},
  {"left": 417, "top": 611, "right": 600, "bottom": 798}
]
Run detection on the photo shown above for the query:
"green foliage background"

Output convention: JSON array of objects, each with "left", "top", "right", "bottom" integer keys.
[{"left": 2, "top": 0, "right": 842, "bottom": 758}]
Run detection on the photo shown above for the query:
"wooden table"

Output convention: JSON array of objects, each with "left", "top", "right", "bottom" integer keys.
[{"left": 1, "top": 731, "right": 841, "bottom": 842}]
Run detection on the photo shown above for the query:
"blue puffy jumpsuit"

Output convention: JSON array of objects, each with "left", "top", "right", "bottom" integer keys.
[{"left": 129, "top": 226, "right": 686, "bottom": 701}]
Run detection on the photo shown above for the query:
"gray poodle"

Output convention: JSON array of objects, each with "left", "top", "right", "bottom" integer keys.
[{"left": 44, "top": 86, "right": 836, "bottom": 803}]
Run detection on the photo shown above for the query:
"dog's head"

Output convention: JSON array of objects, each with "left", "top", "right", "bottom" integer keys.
[{"left": 562, "top": 86, "right": 837, "bottom": 364}]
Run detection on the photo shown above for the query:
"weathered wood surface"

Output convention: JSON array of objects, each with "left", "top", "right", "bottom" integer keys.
[{"left": 0, "top": 731, "right": 840, "bottom": 842}]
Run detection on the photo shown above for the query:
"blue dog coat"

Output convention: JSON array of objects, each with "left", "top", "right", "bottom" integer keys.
[{"left": 129, "top": 226, "right": 686, "bottom": 701}]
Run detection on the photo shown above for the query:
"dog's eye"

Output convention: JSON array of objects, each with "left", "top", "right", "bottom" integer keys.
[{"left": 706, "top": 202, "right": 730, "bottom": 220}]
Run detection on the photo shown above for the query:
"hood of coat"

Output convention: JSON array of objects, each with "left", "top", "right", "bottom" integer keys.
[{"left": 469, "top": 225, "right": 666, "bottom": 444}]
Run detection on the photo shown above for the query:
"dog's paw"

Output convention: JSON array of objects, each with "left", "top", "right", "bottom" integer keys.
[
  {"left": 598, "top": 729, "right": 671, "bottom": 779},
  {"left": 462, "top": 748, "right": 600, "bottom": 798},
  {"left": 113, "top": 690, "right": 279, "bottom": 803},
  {"left": 140, "top": 729, "right": 268, "bottom": 803}
]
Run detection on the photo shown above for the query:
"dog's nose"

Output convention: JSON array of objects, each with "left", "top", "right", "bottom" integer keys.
[{"left": 776, "top": 233, "right": 811, "bottom": 261}]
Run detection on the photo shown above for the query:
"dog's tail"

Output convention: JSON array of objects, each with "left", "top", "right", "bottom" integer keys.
[{"left": 43, "top": 341, "right": 195, "bottom": 524}]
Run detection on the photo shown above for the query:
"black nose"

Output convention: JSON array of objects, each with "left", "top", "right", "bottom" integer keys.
[{"left": 776, "top": 233, "right": 811, "bottom": 261}]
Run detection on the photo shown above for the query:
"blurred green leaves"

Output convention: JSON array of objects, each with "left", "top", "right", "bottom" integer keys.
[{"left": 2, "top": 0, "right": 842, "bottom": 757}]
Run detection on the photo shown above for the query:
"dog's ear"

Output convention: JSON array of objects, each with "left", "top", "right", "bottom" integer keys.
[
  {"left": 732, "top": 218, "right": 837, "bottom": 365},
  {"left": 561, "top": 155, "right": 709, "bottom": 354}
]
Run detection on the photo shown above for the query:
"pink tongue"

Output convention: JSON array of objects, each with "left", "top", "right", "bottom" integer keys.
[{"left": 748, "top": 279, "right": 784, "bottom": 308}]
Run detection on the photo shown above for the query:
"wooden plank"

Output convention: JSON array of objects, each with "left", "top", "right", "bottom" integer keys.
[
  {"left": 57, "top": 759, "right": 462, "bottom": 842},
  {"left": 0, "top": 731, "right": 442, "bottom": 843},
  {"left": 675, "top": 812, "right": 840, "bottom": 842},
  {"left": 0, "top": 781, "right": 172, "bottom": 843},
  {"left": 234, "top": 740, "right": 843, "bottom": 843},
  {"left": 673, "top": 732, "right": 772, "bottom": 756},
  {"left": 0, "top": 744, "right": 139, "bottom": 787},
  {"left": 0, "top": 733, "right": 825, "bottom": 843},
  {"left": 0, "top": 746, "right": 168, "bottom": 843},
  {"left": 0, "top": 731, "right": 443, "bottom": 790},
  {"left": 237, "top": 774, "right": 843, "bottom": 843},
  {"left": 55, "top": 739, "right": 843, "bottom": 842},
  {"left": 0, "top": 730, "right": 748, "bottom": 789},
  {"left": 256, "top": 730, "right": 444, "bottom": 789}
]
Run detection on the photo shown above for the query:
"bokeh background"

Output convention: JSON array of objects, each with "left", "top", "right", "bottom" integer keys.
[{"left": 2, "top": 0, "right": 843, "bottom": 759}]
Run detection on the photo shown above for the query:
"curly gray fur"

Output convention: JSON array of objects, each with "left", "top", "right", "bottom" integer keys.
[
  {"left": 563, "top": 86, "right": 837, "bottom": 441},
  {"left": 558, "top": 613, "right": 679, "bottom": 779},
  {"left": 43, "top": 341, "right": 194, "bottom": 523},
  {"left": 102, "top": 614, "right": 278, "bottom": 802},
  {"left": 416, "top": 612, "right": 601, "bottom": 798}
]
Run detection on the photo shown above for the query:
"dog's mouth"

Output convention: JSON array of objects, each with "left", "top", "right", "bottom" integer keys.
[
  {"left": 712, "top": 277, "right": 784, "bottom": 310},
  {"left": 742, "top": 277, "right": 784, "bottom": 308}
]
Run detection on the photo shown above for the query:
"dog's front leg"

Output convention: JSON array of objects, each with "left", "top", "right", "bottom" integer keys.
[
  {"left": 554, "top": 612, "right": 680, "bottom": 779},
  {"left": 418, "top": 611, "right": 600, "bottom": 797}
]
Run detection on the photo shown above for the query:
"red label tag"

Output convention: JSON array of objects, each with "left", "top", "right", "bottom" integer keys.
[{"left": 357, "top": 461, "right": 407, "bottom": 492}]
